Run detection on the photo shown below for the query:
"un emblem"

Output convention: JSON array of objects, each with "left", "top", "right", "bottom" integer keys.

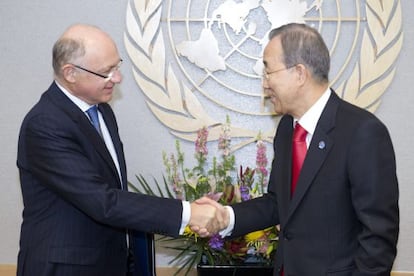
[{"left": 124, "top": 0, "right": 403, "bottom": 149}]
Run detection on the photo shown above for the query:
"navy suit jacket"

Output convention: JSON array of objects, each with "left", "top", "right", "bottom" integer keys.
[
  {"left": 17, "top": 82, "right": 182, "bottom": 276},
  {"left": 231, "top": 91, "right": 399, "bottom": 275}
]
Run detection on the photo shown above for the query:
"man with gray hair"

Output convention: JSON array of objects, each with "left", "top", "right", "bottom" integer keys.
[
  {"left": 198, "top": 23, "right": 399, "bottom": 275},
  {"left": 17, "top": 24, "right": 226, "bottom": 276}
]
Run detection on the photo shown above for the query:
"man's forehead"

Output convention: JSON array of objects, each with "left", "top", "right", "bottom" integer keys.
[{"left": 263, "top": 39, "right": 283, "bottom": 65}]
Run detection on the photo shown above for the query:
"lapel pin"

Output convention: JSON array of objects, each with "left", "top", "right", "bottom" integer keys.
[{"left": 318, "top": 141, "right": 326, "bottom": 149}]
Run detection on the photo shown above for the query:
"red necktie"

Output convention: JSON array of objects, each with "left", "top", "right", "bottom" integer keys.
[{"left": 291, "top": 123, "right": 307, "bottom": 196}]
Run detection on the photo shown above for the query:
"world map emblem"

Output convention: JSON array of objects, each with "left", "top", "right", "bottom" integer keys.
[{"left": 124, "top": 0, "right": 403, "bottom": 150}]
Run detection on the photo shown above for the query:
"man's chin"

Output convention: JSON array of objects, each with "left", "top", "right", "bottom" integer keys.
[
  {"left": 271, "top": 103, "right": 281, "bottom": 114},
  {"left": 101, "top": 94, "right": 113, "bottom": 103}
]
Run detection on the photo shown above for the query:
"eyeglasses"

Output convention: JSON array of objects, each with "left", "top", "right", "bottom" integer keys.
[
  {"left": 263, "top": 64, "right": 296, "bottom": 80},
  {"left": 73, "top": 59, "right": 123, "bottom": 81}
]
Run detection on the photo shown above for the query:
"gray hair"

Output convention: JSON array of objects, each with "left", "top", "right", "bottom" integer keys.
[
  {"left": 52, "top": 37, "right": 85, "bottom": 77},
  {"left": 268, "top": 23, "right": 330, "bottom": 83}
]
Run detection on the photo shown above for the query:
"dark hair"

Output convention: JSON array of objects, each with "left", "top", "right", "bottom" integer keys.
[
  {"left": 268, "top": 23, "right": 330, "bottom": 83},
  {"left": 52, "top": 37, "right": 85, "bottom": 77}
]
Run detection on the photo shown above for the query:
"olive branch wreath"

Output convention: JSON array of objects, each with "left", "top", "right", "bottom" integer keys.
[{"left": 124, "top": 0, "right": 403, "bottom": 150}]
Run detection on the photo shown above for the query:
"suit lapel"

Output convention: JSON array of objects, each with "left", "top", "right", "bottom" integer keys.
[
  {"left": 98, "top": 104, "right": 127, "bottom": 188},
  {"left": 46, "top": 83, "right": 122, "bottom": 183},
  {"left": 286, "top": 90, "right": 339, "bottom": 222},
  {"left": 279, "top": 116, "right": 295, "bottom": 212}
]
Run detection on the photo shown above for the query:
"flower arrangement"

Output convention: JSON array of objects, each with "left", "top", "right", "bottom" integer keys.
[{"left": 131, "top": 118, "right": 278, "bottom": 275}]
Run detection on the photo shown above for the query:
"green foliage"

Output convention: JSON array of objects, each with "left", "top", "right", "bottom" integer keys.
[{"left": 129, "top": 122, "right": 277, "bottom": 276}]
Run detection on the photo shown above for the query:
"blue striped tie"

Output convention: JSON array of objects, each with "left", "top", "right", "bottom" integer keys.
[{"left": 86, "top": 105, "right": 102, "bottom": 136}]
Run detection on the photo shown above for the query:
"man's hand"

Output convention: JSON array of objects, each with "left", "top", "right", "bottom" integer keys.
[{"left": 189, "top": 197, "right": 229, "bottom": 237}]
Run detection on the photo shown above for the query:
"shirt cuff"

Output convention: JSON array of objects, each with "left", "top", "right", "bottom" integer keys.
[
  {"left": 219, "top": 206, "right": 235, "bottom": 237},
  {"left": 179, "top": 201, "right": 191, "bottom": 235}
]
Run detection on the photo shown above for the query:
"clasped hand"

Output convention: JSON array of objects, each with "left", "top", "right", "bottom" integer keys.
[{"left": 189, "top": 197, "right": 229, "bottom": 237}]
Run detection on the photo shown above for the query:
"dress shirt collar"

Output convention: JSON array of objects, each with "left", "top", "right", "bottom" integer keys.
[
  {"left": 55, "top": 80, "right": 95, "bottom": 112},
  {"left": 295, "top": 88, "right": 331, "bottom": 136}
]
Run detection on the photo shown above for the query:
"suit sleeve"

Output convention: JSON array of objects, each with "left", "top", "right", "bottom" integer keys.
[
  {"left": 348, "top": 118, "right": 399, "bottom": 273},
  {"left": 22, "top": 112, "right": 183, "bottom": 237},
  {"left": 231, "top": 120, "right": 285, "bottom": 237}
]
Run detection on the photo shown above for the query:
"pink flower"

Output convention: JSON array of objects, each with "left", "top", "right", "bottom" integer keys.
[
  {"left": 218, "top": 121, "right": 231, "bottom": 157},
  {"left": 171, "top": 158, "right": 184, "bottom": 199},
  {"left": 195, "top": 127, "right": 209, "bottom": 156},
  {"left": 256, "top": 140, "right": 268, "bottom": 171},
  {"left": 255, "top": 139, "right": 268, "bottom": 188}
]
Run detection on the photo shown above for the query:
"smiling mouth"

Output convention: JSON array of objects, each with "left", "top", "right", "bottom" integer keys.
[{"left": 264, "top": 93, "right": 276, "bottom": 99}]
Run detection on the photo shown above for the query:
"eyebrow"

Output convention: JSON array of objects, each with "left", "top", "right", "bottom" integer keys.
[{"left": 100, "top": 59, "right": 121, "bottom": 72}]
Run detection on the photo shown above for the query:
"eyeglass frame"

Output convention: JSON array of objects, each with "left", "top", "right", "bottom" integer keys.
[
  {"left": 263, "top": 64, "right": 297, "bottom": 80},
  {"left": 72, "top": 59, "right": 123, "bottom": 81}
]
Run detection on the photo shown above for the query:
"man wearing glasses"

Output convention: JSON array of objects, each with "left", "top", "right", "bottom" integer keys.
[
  {"left": 197, "top": 23, "right": 399, "bottom": 275},
  {"left": 16, "top": 24, "right": 226, "bottom": 276}
]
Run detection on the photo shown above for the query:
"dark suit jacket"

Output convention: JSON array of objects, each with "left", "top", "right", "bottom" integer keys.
[
  {"left": 17, "top": 82, "right": 183, "bottom": 276},
  {"left": 231, "top": 91, "right": 399, "bottom": 275}
]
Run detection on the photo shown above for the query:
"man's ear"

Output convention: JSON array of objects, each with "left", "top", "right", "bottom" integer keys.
[
  {"left": 295, "top": 63, "right": 308, "bottom": 85},
  {"left": 61, "top": 64, "right": 77, "bottom": 83}
]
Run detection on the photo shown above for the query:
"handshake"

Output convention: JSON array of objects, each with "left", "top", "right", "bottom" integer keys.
[{"left": 189, "top": 197, "right": 230, "bottom": 237}]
